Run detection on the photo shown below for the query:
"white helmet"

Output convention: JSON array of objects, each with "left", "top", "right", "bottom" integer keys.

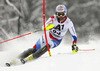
[{"left": 55, "top": 5, "right": 67, "bottom": 17}]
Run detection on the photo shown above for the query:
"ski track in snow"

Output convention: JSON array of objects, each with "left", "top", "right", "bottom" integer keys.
[{"left": 0, "top": 32, "right": 100, "bottom": 71}]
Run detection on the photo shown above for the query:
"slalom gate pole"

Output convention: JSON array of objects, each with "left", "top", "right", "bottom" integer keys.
[
  {"left": 0, "top": 32, "right": 33, "bottom": 44},
  {"left": 43, "top": 0, "right": 51, "bottom": 56}
]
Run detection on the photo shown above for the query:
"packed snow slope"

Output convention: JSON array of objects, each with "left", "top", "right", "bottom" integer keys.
[{"left": 0, "top": 31, "right": 100, "bottom": 71}]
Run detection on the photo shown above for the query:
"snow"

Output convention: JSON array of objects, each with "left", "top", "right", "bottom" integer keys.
[{"left": 0, "top": 32, "right": 100, "bottom": 71}]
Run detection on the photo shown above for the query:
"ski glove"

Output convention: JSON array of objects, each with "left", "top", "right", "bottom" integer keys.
[
  {"left": 72, "top": 43, "right": 78, "bottom": 53},
  {"left": 42, "top": 24, "right": 54, "bottom": 30}
]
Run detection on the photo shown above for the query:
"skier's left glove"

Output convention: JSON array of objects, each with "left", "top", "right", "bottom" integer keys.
[{"left": 72, "top": 43, "right": 78, "bottom": 53}]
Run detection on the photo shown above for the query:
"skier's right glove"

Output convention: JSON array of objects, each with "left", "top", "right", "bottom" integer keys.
[
  {"left": 42, "top": 24, "right": 54, "bottom": 30},
  {"left": 72, "top": 43, "right": 78, "bottom": 53}
]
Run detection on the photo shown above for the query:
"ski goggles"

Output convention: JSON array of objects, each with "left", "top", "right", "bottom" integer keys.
[{"left": 56, "top": 12, "right": 66, "bottom": 17}]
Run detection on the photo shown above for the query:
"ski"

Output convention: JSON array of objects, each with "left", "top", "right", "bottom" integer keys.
[
  {"left": 5, "top": 60, "right": 16, "bottom": 67},
  {"left": 20, "top": 59, "right": 26, "bottom": 64},
  {"left": 6, "top": 63, "right": 11, "bottom": 67},
  {"left": 5, "top": 56, "right": 33, "bottom": 67},
  {"left": 5, "top": 59, "right": 26, "bottom": 67}
]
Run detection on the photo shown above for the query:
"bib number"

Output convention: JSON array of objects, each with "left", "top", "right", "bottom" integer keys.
[{"left": 53, "top": 24, "right": 64, "bottom": 36}]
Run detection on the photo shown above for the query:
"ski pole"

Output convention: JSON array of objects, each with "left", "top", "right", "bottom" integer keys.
[
  {"left": 34, "top": 29, "right": 42, "bottom": 33},
  {"left": 0, "top": 29, "right": 42, "bottom": 44},
  {"left": 79, "top": 48, "right": 95, "bottom": 51},
  {"left": 0, "top": 32, "right": 33, "bottom": 44}
]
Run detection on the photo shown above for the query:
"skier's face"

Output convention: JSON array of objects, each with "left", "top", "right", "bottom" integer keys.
[
  {"left": 56, "top": 12, "right": 65, "bottom": 20},
  {"left": 58, "top": 16, "right": 65, "bottom": 20}
]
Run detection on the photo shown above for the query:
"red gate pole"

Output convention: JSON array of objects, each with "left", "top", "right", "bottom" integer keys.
[{"left": 43, "top": 0, "right": 51, "bottom": 56}]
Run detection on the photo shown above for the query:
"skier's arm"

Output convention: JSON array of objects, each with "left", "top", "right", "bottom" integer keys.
[
  {"left": 68, "top": 21, "right": 78, "bottom": 53},
  {"left": 42, "top": 16, "right": 55, "bottom": 30},
  {"left": 68, "top": 21, "right": 77, "bottom": 44}
]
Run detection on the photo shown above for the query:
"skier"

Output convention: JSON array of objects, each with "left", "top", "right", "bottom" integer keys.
[{"left": 19, "top": 5, "right": 78, "bottom": 64}]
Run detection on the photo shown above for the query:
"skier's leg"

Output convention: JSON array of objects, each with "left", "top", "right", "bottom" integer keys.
[
  {"left": 19, "top": 47, "right": 37, "bottom": 59},
  {"left": 20, "top": 44, "right": 50, "bottom": 64},
  {"left": 26, "top": 44, "right": 50, "bottom": 61},
  {"left": 19, "top": 34, "right": 45, "bottom": 59},
  {"left": 33, "top": 44, "right": 50, "bottom": 59}
]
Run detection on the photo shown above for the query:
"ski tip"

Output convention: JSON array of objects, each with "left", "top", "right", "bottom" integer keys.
[
  {"left": 20, "top": 59, "right": 26, "bottom": 64},
  {"left": 5, "top": 63, "right": 11, "bottom": 67}
]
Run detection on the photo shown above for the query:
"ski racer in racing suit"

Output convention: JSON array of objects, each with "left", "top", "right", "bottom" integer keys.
[{"left": 19, "top": 5, "right": 78, "bottom": 64}]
